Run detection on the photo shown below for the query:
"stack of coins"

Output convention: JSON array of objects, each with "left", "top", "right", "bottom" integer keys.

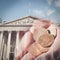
[{"left": 28, "top": 27, "right": 55, "bottom": 58}]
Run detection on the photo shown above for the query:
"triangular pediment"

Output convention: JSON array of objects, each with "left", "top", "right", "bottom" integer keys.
[{"left": 3, "top": 16, "right": 40, "bottom": 25}]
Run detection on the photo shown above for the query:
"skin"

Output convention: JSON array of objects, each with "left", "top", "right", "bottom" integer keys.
[
  {"left": 15, "top": 20, "right": 60, "bottom": 60},
  {"left": 35, "top": 27, "right": 60, "bottom": 60}
]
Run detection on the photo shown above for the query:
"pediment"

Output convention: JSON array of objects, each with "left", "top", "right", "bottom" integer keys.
[{"left": 4, "top": 16, "right": 39, "bottom": 25}]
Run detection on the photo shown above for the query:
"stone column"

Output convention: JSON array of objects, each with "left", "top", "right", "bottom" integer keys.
[
  {"left": 6, "top": 31, "right": 11, "bottom": 60},
  {"left": 0, "top": 31, "right": 3, "bottom": 60},
  {"left": 14, "top": 31, "right": 20, "bottom": 59},
  {"left": 16, "top": 31, "right": 20, "bottom": 49}
]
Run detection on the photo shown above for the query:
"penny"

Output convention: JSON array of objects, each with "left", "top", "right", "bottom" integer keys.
[
  {"left": 38, "top": 34, "right": 54, "bottom": 48},
  {"left": 33, "top": 27, "right": 48, "bottom": 41},
  {"left": 28, "top": 42, "right": 49, "bottom": 57}
]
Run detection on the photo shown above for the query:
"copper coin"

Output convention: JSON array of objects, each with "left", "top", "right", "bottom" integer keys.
[
  {"left": 28, "top": 42, "right": 49, "bottom": 57},
  {"left": 38, "top": 34, "right": 54, "bottom": 48},
  {"left": 33, "top": 27, "right": 48, "bottom": 41}
]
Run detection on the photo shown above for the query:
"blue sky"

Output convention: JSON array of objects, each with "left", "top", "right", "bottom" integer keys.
[{"left": 0, "top": 0, "right": 60, "bottom": 23}]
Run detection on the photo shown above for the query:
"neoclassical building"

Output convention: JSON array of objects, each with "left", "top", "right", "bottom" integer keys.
[{"left": 0, "top": 16, "right": 60, "bottom": 60}]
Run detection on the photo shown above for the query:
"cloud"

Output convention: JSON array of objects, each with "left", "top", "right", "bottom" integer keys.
[
  {"left": 47, "top": 9, "right": 55, "bottom": 16},
  {"left": 32, "top": 9, "right": 45, "bottom": 17},
  {"left": 55, "top": 0, "right": 60, "bottom": 6},
  {"left": 46, "top": 0, "right": 52, "bottom": 5}
]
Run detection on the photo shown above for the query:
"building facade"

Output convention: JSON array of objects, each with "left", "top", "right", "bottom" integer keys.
[
  {"left": 0, "top": 16, "right": 60, "bottom": 60},
  {"left": 0, "top": 16, "right": 41, "bottom": 60}
]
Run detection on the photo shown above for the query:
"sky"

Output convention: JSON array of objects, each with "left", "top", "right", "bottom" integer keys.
[{"left": 0, "top": 0, "right": 60, "bottom": 23}]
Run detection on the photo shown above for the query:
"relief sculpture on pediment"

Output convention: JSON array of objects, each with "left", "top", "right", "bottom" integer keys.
[
  {"left": 4, "top": 18, "right": 35, "bottom": 25},
  {"left": 14, "top": 19, "right": 34, "bottom": 25}
]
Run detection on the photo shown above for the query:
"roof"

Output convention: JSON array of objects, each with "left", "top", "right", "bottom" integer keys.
[
  {"left": 1, "top": 16, "right": 40, "bottom": 25},
  {"left": 0, "top": 16, "right": 60, "bottom": 26}
]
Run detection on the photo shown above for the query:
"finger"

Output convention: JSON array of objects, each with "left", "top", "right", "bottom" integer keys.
[
  {"left": 35, "top": 51, "right": 54, "bottom": 60},
  {"left": 33, "top": 20, "right": 51, "bottom": 28},
  {"left": 30, "top": 20, "right": 51, "bottom": 35},
  {"left": 35, "top": 52, "right": 49, "bottom": 60},
  {"left": 56, "top": 27, "right": 60, "bottom": 37},
  {"left": 15, "top": 32, "right": 34, "bottom": 60},
  {"left": 47, "top": 23, "right": 57, "bottom": 37},
  {"left": 21, "top": 53, "right": 35, "bottom": 60},
  {"left": 30, "top": 26, "right": 37, "bottom": 34},
  {"left": 49, "top": 27, "right": 60, "bottom": 52}
]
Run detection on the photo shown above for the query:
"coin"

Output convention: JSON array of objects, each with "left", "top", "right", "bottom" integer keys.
[
  {"left": 28, "top": 42, "right": 49, "bottom": 57},
  {"left": 33, "top": 27, "right": 48, "bottom": 41},
  {"left": 38, "top": 34, "right": 54, "bottom": 48}
]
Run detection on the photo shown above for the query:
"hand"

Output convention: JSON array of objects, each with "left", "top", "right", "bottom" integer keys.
[
  {"left": 35, "top": 25, "right": 60, "bottom": 60},
  {"left": 15, "top": 20, "right": 60, "bottom": 60}
]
